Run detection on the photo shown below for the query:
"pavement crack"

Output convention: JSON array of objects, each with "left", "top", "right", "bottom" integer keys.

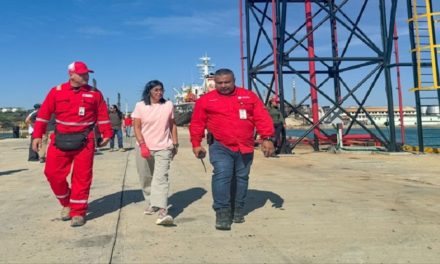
[{"left": 108, "top": 137, "right": 132, "bottom": 264}]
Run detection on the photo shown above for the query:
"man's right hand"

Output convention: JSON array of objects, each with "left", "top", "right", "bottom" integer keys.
[
  {"left": 99, "top": 138, "right": 110, "bottom": 147},
  {"left": 261, "top": 140, "right": 275, "bottom": 157},
  {"left": 32, "top": 138, "right": 42, "bottom": 152},
  {"left": 192, "top": 146, "right": 206, "bottom": 159}
]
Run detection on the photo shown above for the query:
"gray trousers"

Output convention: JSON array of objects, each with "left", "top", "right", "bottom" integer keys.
[{"left": 135, "top": 145, "right": 172, "bottom": 209}]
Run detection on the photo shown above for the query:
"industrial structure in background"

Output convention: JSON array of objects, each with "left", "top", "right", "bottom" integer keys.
[
  {"left": 173, "top": 55, "right": 216, "bottom": 126},
  {"left": 240, "top": 0, "right": 439, "bottom": 153},
  {"left": 93, "top": 78, "right": 125, "bottom": 114},
  {"left": 407, "top": 0, "right": 440, "bottom": 152}
]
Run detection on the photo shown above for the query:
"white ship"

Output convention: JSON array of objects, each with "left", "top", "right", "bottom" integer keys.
[
  {"left": 174, "top": 55, "right": 215, "bottom": 126},
  {"left": 342, "top": 106, "right": 440, "bottom": 126}
]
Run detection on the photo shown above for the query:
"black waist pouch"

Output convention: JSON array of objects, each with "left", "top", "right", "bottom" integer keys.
[
  {"left": 207, "top": 132, "right": 214, "bottom": 145},
  {"left": 55, "top": 126, "right": 93, "bottom": 151}
]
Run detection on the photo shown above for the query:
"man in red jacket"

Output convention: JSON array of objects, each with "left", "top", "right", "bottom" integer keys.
[
  {"left": 123, "top": 114, "right": 133, "bottom": 138},
  {"left": 32, "top": 61, "right": 112, "bottom": 227},
  {"left": 190, "top": 68, "right": 275, "bottom": 230}
]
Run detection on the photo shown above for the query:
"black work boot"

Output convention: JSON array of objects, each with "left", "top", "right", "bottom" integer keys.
[
  {"left": 215, "top": 208, "right": 231, "bottom": 230},
  {"left": 233, "top": 207, "right": 245, "bottom": 223}
]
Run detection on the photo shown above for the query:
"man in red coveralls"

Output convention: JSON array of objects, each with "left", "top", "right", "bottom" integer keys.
[
  {"left": 32, "top": 61, "right": 112, "bottom": 227},
  {"left": 189, "top": 68, "right": 275, "bottom": 231},
  {"left": 123, "top": 114, "right": 132, "bottom": 138}
]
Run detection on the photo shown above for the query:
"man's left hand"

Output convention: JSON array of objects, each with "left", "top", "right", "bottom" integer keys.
[
  {"left": 32, "top": 138, "right": 42, "bottom": 152},
  {"left": 99, "top": 138, "right": 110, "bottom": 147},
  {"left": 261, "top": 140, "right": 275, "bottom": 157},
  {"left": 171, "top": 145, "right": 178, "bottom": 159}
]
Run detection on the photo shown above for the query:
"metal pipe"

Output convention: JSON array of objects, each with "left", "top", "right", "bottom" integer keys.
[
  {"left": 278, "top": 0, "right": 288, "bottom": 153},
  {"left": 379, "top": 0, "right": 397, "bottom": 151},
  {"left": 305, "top": 0, "right": 321, "bottom": 150},
  {"left": 329, "top": 0, "right": 342, "bottom": 107},
  {"left": 240, "top": 0, "right": 245, "bottom": 88},
  {"left": 245, "top": 0, "right": 253, "bottom": 90},
  {"left": 428, "top": 0, "right": 440, "bottom": 108},
  {"left": 285, "top": 57, "right": 383, "bottom": 61},
  {"left": 271, "top": 0, "right": 279, "bottom": 101},
  {"left": 393, "top": 24, "right": 406, "bottom": 144},
  {"left": 406, "top": 0, "right": 424, "bottom": 152}
]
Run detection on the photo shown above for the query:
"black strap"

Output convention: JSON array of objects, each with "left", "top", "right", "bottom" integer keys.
[{"left": 55, "top": 124, "right": 95, "bottom": 136}]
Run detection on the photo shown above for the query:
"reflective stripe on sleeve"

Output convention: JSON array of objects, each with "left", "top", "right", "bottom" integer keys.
[
  {"left": 97, "top": 120, "right": 110, "bottom": 124},
  {"left": 56, "top": 119, "right": 95, "bottom": 126},
  {"left": 36, "top": 118, "right": 49, "bottom": 123},
  {"left": 70, "top": 199, "right": 88, "bottom": 204}
]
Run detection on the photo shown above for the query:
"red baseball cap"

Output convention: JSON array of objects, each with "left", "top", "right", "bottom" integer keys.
[{"left": 68, "top": 61, "right": 94, "bottom": 74}]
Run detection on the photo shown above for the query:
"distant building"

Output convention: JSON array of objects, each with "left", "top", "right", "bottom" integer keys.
[{"left": 0, "top": 107, "right": 26, "bottom": 113}]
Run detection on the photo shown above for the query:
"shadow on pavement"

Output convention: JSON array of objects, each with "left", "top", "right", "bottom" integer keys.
[
  {"left": 0, "top": 168, "right": 28, "bottom": 177},
  {"left": 168, "top": 187, "right": 207, "bottom": 218},
  {"left": 87, "top": 189, "right": 144, "bottom": 220},
  {"left": 244, "top": 189, "right": 284, "bottom": 215},
  {"left": 124, "top": 147, "right": 135, "bottom": 151}
]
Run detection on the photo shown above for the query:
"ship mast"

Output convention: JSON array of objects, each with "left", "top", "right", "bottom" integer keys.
[{"left": 197, "top": 54, "right": 215, "bottom": 80}]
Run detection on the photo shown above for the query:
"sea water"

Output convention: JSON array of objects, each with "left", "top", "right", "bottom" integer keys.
[
  {"left": 1, "top": 127, "right": 439, "bottom": 147},
  {"left": 286, "top": 126, "right": 440, "bottom": 147}
]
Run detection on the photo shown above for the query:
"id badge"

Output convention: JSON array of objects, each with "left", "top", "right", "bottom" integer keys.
[
  {"left": 239, "top": 109, "right": 247, "bottom": 119},
  {"left": 78, "top": 107, "right": 85, "bottom": 116}
]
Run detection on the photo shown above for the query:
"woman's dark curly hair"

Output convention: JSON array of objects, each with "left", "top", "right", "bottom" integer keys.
[{"left": 142, "top": 80, "right": 166, "bottom": 105}]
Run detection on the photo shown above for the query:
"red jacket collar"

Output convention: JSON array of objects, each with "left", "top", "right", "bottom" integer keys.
[
  {"left": 214, "top": 86, "right": 238, "bottom": 97},
  {"left": 66, "top": 82, "right": 91, "bottom": 92}
]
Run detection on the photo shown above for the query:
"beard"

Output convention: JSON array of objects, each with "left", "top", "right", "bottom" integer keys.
[{"left": 218, "top": 87, "right": 235, "bottom": 95}]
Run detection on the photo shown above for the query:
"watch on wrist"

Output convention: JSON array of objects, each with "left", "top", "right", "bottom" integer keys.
[
  {"left": 173, "top": 143, "right": 179, "bottom": 148},
  {"left": 263, "top": 137, "right": 275, "bottom": 144}
]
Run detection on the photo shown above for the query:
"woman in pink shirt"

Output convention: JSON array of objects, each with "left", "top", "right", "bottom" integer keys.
[{"left": 131, "top": 80, "right": 178, "bottom": 225}]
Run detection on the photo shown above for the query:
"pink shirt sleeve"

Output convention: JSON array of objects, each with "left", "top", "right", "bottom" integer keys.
[
  {"left": 131, "top": 101, "right": 174, "bottom": 150},
  {"left": 131, "top": 102, "right": 141, "bottom": 119}
]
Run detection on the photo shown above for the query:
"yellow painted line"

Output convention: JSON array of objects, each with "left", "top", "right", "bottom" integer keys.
[
  {"left": 412, "top": 0, "right": 423, "bottom": 89},
  {"left": 408, "top": 12, "right": 440, "bottom": 22},
  {"left": 410, "top": 85, "right": 440, "bottom": 92},
  {"left": 411, "top": 44, "right": 440, "bottom": 52},
  {"left": 425, "top": 0, "right": 439, "bottom": 87},
  {"left": 408, "top": 1, "right": 440, "bottom": 89},
  {"left": 402, "top": 145, "right": 440, "bottom": 154}
]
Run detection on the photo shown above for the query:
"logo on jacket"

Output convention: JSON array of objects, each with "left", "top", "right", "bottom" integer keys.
[{"left": 82, "top": 94, "right": 93, "bottom": 98}]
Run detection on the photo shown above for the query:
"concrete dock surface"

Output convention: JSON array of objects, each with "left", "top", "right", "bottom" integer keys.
[{"left": 1, "top": 127, "right": 440, "bottom": 263}]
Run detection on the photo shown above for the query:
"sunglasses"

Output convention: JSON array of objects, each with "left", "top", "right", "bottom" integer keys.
[{"left": 151, "top": 88, "right": 164, "bottom": 93}]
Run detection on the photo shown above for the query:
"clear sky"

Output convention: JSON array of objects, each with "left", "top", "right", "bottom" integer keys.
[
  {"left": 0, "top": 0, "right": 242, "bottom": 111},
  {"left": 0, "top": 0, "right": 435, "bottom": 111}
]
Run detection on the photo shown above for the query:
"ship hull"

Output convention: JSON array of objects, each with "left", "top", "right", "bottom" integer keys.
[{"left": 174, "top": 102, "right": 194, "bottom": 126}]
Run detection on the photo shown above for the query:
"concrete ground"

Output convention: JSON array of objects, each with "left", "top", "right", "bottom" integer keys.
[{"left": 0, "top": 127, "right": 439, "bottom": 263}]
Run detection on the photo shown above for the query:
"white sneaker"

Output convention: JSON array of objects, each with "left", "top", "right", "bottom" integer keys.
[
  {"left": 144, "top": 205, "right": 159, "bottom": 215},
  {"left": 156, "top": 205, "right": 173, "bottom": 225},
  {"left": 156, "top": 213, "right": 173, "bottom": 225}
]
